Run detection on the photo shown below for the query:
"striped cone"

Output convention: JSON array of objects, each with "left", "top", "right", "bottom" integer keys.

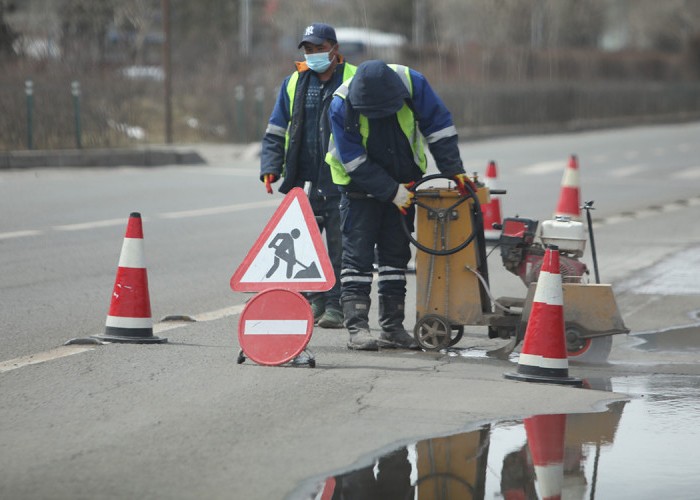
[
  {"left": 92, "top": 213, "right": 166, "bottom": 344},
  {"left": 505, "top": 245, "right": 581, "bottom": 386},
  {"left": 482, "top": 160, "right": 503, "bottom": 241},
  {"left": 524, "top": 414, "right": 566, "bottom": 500},
  {"left": 554, "top": 155, "right": 581, "bottom": 221}
]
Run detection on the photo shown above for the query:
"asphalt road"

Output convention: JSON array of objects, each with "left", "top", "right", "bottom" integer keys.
[{"left": 1, "top": 122, "right": 699, "bottom": 499}]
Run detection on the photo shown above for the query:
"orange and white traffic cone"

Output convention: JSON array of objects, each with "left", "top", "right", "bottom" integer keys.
[
  {"left": 482, "top": 160, "right": 503, "bottom": 242},
  {"left": 505, "top": 245, "right": 581, "bottom": 386},
  {"left": 92, "top": 212, "right": 166, "bottom": 344},
  {"left": 554, "top": 155, "right": 581, "bottom": 221},
  {"left": 524, "top": 413, "right": 567, "bottom": 500}
]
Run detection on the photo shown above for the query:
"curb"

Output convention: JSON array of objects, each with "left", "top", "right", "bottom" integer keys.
[{"left": 0, "top": 148, "right": 206, "bottom": 169}]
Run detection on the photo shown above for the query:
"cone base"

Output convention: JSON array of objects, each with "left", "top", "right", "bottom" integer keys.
[
  {"left": 92, "top": 328, "right": 167, "bottom": 344},
  {"left": 504, "top": 371, "right": 582, "bottom": 386}
]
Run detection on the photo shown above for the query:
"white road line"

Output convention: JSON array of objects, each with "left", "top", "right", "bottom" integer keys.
[
  {"left": 0, "top": 346, "right": 94, "bottom": 373},
  {"left": 0, "top": 229, "right": 42, "bottom": 239},
  {"left": 0, "top": 199, "right": 278, "bottom": 239},
  {"left": 671, "top": 166, "right": 700, "bottom": 180},
  {"left": 54, "top": 218, "right": 133, "bottom": 231},
  {"left": 179, "top": 167, "right": 259, "bottom": 177},
  {"left": 518, "top": 161, "right": 566, "bottom": 175},
  {"left": 608, "top": 164, "right": 646, "bottom": 178},
  {"left": 158, "top": 199, "right": 278, "bottom": 219},
  {"left": 1, "top": 304, "right": 247, "bottom": 373}
]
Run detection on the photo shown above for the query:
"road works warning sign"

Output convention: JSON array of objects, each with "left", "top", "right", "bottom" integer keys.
[{"left": 230, "top": 188, "right": 335, "bottom": 292}]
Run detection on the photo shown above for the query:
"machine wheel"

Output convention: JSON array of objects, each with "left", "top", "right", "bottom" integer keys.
[
  {"left": 237, "top": 350, "right": 246, "bottom": 364},
  {"left": 565, "top": 324, "right": 613, "bottom": 363},
  {"left": 414, "top": 315, "right": 453, "bottom": 350},
  {"left": 448, "top": 325, "right": 464, "bottom": 347}
]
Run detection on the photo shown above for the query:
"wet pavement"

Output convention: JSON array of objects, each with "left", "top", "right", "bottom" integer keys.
[{"left": 293, "top": 371, "right": 700, "bottom": 499}]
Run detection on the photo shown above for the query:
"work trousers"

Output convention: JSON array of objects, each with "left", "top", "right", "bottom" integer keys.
[
  {"left": 339, "top": 194, "right": 413, "bottom": 300},
  {"left": 307, "top": 194, "right": 342, "bottom": 310}
]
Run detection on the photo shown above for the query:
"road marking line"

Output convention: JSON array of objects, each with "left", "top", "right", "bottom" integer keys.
[
  {"left": 0, "top": 304, "right": 248, "bottom": 373},
  {"left": 0, "top": 346, "right": 94, "bottom": 373},
  {"left": 518, "top": 161, "right": 565, "bottom": 175},
  {"left": 608, "top": 164, "right": 646, "bottom": 178},
  {"left": 671, "top": 166, "right": 700, "bottom": 179},
  {"left": 53, "top": 218, "right": 130, "bottom": 231},
  {"left": 0, "top": 200, "right": 278, "bottom": 240},
  {"left": 179, "top": 167, "right": 259, "bottom": 177},
  {"left": 0, "top": 229, "right": 42, "bottom": 239},
  {"left": 158, "top": 199, "right": 278, "bottom": 219}
]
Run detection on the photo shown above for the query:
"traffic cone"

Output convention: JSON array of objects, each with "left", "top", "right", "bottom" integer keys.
[
  {"left": 554, "top": 155, "right": 581, "bottom": 221},
  {"left": 504, "top": 245, "right": 581, "bottom": 386},
  {"left": 482, "top": 160, "right": 503, "bottom": 241},
  {"left": 92, "top": 213, "right": 166, "bottom": 344},
  {"left": 524, "top": 413, "right": 566, "bottom": 500}
]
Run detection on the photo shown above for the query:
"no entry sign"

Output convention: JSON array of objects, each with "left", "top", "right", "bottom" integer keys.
[{"left": 237, "top": 288, "right": 313, "bottom": 366}]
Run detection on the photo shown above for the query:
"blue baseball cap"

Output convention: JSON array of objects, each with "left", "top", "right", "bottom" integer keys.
[{"left": 298, "top": 23, "right": 337, "bottom": 48}]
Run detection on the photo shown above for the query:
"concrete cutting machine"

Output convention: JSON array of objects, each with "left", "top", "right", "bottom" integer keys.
[{"left": 403, "top": 174, "right": 629, "bottom": 362}]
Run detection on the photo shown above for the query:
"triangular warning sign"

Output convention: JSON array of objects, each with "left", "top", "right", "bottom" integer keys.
[{"left": 230, "top": 188, "right": 336, "bottom": 292}]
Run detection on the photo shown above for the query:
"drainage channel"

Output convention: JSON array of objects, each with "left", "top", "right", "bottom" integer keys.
[{"left": 291, "top": 374, "right": 700, "bottom": 499}]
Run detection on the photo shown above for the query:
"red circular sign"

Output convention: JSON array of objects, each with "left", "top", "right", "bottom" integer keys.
[{"left": 237, "top": 288, "right": 314, "bottom": 366}]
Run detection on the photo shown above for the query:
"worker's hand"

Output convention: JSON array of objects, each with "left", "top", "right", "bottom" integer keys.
[
  {"left": 453, "top": 173, "right": 477, "bottom": 196},
  {"left": 262, "top": 174, "right": 278, "bottom": 194},
  {"left": 392, "top": 182, "right": 416, "bottom": 215}
]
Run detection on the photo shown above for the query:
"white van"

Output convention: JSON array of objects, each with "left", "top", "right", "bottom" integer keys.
[{"left": 334, "top": 27, "right": 406, "bottom": 62}]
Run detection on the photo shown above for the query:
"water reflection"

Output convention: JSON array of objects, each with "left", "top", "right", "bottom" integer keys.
[
  {"left": 301, "top": 375, "right": 700, "bottom": 499},
  {"left": 309, "top": 404, "right": 625, "bottom": 500}
]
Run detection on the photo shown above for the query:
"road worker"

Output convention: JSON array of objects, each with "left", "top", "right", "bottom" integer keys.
[
  {"left": 260, "top": 23, "right": 357, "bottom": 329},
  {"left": 325, "top": 59, "right": 475, "bottom": 350}
]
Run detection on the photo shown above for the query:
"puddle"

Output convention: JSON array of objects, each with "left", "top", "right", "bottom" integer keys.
[{"left": 293, "top": 375, "right": 700, "bottom": 499}]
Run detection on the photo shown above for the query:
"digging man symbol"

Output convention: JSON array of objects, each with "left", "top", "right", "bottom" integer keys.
[{"left": 265, "top": 228, "right": 321, "bottom": 280}]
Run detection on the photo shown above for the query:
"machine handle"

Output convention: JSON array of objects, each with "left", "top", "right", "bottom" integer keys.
[{"left": 400, "top": 173, "right": 482, "bottom": 256}]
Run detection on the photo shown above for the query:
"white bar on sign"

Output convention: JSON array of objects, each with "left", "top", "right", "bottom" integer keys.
[{"left": 244, "top": 320, "right": 308, "bottom": 335}]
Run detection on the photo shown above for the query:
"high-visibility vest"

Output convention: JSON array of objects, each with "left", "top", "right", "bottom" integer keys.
[
  {"left": 282, "top": 62, "right": 357, "bottom": 157},
  {"left": 325, "top": 64, "right": 428, "bottom": 186}
]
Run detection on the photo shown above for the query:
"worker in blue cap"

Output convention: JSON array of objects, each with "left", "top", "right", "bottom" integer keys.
[{"left": 260, "top": 23, "right": 357, "bottom": 329}]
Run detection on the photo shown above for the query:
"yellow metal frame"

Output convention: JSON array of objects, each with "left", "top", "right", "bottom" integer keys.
[{"left": 415, "top": 186, "right": 491, "bottom": 326}]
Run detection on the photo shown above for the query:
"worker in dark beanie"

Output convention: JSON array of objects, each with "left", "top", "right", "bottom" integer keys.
[{"left": 326, "top": 60, "right": 474, "bottom": 350}]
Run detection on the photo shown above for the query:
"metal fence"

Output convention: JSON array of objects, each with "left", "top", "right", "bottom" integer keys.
[{"left": 2, "top": 75, "right": 700, "bottom": 150}]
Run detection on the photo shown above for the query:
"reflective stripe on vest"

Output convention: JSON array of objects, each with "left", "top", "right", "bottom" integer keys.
[{"left": 325, "top": 64, "right": 427, "bottom": 186}]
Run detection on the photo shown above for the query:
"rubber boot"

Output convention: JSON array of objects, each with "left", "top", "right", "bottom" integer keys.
[
  {"left": 305, "top": 293, "right": 324, "bottom": 324},
  {"left": 378, "top": 295, "right": 419, "bottom": 349},
  {"left": 342, "top": 296, "right": 379, "bottom": 351}
]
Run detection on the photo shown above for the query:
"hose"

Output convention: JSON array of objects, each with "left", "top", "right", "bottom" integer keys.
[{"left": 463, "top": 264, "right": 522, "bottom": 314}]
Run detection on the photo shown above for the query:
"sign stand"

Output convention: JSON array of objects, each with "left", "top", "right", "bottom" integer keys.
[{"left": 231, "top": 188, "right": 336, "bottom": 368}]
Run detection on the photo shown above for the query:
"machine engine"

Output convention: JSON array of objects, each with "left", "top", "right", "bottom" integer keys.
[{"left": 499, "top": 216, "right": 589, "bottom": 286}]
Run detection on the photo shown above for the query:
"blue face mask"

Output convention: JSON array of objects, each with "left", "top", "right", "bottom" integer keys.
[{"left": 304, "top": 51, "right": 334, "bottom": 73}]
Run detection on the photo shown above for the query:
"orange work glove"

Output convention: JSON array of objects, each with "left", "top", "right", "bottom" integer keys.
[
  {"left": 263, "top": 173, "right": 278, "bottom": 194},
  {"left": 392, "top": 182, "right": 416, "bottom": 215},
  {"left": 453, "top": 173, "right": 477, "bottom": 196}
]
